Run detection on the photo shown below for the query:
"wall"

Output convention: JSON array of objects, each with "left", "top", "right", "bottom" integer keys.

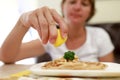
[
  {"left": 0, "top": 0, "right": 19, "bottom": 46},
  {"left": 37, "top": 0, "right": 62, "bottom": 14},
  {"left": 90, "top": 0, "right": 120, "bottom": 24},
  {"left": 37, "top": 0, "right": 120, "bottom": 24},
  {"left": 0, "top": 0, "right": 39, "bottom": 65}
]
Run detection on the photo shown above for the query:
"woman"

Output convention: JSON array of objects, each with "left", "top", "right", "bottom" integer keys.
[{"left": 0, "top": 0, "right": 114, "bottom": 64}]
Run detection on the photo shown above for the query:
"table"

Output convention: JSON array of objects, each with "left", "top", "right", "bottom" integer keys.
[
  {"left": 0, "top": 64, "right": 32, "bottom": 80},
  {"left": 0, "top": 64, "right": 120, "bottom": 80}
]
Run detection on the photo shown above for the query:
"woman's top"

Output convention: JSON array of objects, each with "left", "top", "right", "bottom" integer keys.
[{"left": 44, "top": 26, "right": 114, "bottom": 62}]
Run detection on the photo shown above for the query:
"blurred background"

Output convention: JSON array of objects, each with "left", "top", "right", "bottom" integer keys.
[{"left": 0, "top": 0, "right": 120, "bottom": 65}]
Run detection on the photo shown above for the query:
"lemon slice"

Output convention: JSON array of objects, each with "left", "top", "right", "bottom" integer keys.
[
  {"left": 54, "top": 29, "right": 67, "bottom": 47},
  {"left": 10, "top": 70, "right": 31, "bottom": 78}
]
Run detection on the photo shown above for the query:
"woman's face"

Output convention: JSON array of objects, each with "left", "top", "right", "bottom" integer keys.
[{"left": 62, "top": 0, "right": 92, "bottom": 25}]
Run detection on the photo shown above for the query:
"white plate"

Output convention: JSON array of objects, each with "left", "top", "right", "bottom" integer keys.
[{"left": 29, "top": 62, "right": 120, "bottom": 77}]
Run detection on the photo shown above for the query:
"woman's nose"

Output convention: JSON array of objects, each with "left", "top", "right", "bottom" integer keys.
[{"left": 74, "top": 3, "right": 82, "bottom": 11}]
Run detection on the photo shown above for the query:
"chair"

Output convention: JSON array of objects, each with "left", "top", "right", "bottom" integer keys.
[
  {"left": 36, "top": 52, "right": 52, "bottom": 63},
  {"left": 89, "top": 23, "right": 120, "bottom": 63}
]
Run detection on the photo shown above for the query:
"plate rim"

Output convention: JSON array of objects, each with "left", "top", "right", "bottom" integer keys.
[{"left": 29, "top": 62, "right": 120, "bottom": 77}]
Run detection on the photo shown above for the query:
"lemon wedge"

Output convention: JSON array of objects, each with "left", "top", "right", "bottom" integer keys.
[
  {"left": 10, "top": 70, "right": 31, "bottom": 78},
  {"left": 54, "top": 29, "right": 67, "bottom": 47}
]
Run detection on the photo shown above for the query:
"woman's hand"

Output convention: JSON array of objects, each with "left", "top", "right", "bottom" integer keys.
[{"left": 20, "top": 6, "right": 68, "bottom": 44}]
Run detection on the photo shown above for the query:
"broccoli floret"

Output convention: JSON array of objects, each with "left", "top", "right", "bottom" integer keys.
[{"left": 63, "top": 51, "right": 75, "bottom": 61}]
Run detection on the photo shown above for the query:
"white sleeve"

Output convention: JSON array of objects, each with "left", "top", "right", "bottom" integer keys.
[{"left": 96, "top": 28, "right": 114, "bottom": 57}]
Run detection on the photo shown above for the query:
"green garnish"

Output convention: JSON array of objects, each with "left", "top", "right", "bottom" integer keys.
[{"left": 64, "top": 51, "right": 75, "bottom": 61}]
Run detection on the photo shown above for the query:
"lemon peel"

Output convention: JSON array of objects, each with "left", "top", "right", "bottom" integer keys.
[
  {"left": 54, "top": 29, "right": 67, "bottom": 47},
  {"left": 10, "top": 70, "right": 31, "bottom": 78}
]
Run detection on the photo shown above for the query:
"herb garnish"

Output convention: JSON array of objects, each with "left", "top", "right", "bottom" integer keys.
[{"left": 63, "top": 51, "right": 75, "bottom": 61}]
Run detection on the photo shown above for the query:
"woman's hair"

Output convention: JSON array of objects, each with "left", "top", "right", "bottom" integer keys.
[{"left": 61, "top": 0, "right": 96, "bottom": 22}]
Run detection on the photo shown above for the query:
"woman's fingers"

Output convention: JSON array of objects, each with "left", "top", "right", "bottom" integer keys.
[
  {"left": 50, "top": 9, "right": 68, "bottom": 39},
  {"left": 36, "top": 7, "right": 67, "bottom": 44},
  {"left": 28, "top": 11, "right": 39, "bottom": 29},
  {"left": 43, "top": 7, "right": 58, "bottom": 44},
  {"left": 36, "top": 8, "right": 49, "bottom": 44},
  {"left": 22, "top": 6, "right": 68, "bottom": 44}
]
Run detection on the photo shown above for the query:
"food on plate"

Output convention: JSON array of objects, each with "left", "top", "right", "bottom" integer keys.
[{"left": 42, "top": 51, "right": 107, "bottom": 70}]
